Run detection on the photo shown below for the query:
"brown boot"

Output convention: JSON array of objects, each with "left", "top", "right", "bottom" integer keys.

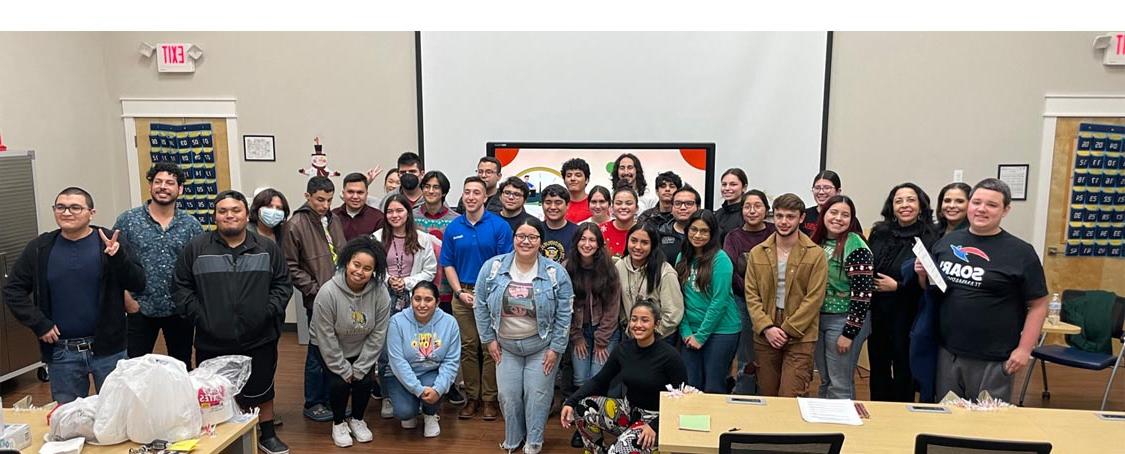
[
  {"left": 458, "top": 399, "right": 480, "bottom": 419},
  {"left": 481, "top": 400, "right": 500, "bottom": 421}
]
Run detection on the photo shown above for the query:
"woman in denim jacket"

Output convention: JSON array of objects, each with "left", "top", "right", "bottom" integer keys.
[{"left": 474, "top": 216, "right": 574, "bottom": 454}]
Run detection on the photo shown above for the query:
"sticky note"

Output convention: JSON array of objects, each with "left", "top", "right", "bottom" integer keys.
[{"left": 679, "top": 414, "right": 711, "bottom": 432}]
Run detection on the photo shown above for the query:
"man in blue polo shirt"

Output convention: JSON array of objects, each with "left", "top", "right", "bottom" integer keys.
[
  {"left": 440, "top": 176, "right": 513, "bottom": 421},
  {"left": 114, "top": 163, "right": 203, "bottom": 366}
]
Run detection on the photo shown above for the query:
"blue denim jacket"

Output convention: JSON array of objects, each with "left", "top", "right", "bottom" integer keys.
[{"left": 473, "top": 252, "right": 573, "bottom": 354}]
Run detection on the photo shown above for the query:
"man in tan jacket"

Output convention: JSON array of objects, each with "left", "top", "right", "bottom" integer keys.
[
  {"left": 745, "top": 193, "right": 827, "bottom": 397},
  {"left": 283, "top": 175, "right": 348, "bottom": 421}
]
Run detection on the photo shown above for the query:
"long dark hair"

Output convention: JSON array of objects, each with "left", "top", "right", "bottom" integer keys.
[
  {"left": 336, "top": 236, "right": 388, "bottom": 284},
  {"left": 875, "top": 182, "right": 933, "bottom": 229},
  {"left": 249, "top": 188, "right": 291, "bottom": 223},
  {"left": 936, "top": 182, "right": 972, "bottom": 231},
  {"left": 676, "top": 210, "right": 721, "bottom": 294},
  {"left": 381, "top": 194, "right": 421, "bottom": 255},
  {"left": 626, "top": 222, "right": 667, "bottom": 295},
  {"left": 565, "top": 223, "right": 620, "bottom": 302},
  {"left": 811, "top": 195, "right": 865, "bottom": 265},
  {"left": 611, "top": 153, "right": 648, "bottom": 196}
]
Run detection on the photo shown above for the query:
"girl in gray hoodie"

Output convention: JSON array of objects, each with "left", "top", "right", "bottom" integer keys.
[{"left": 311, "top": 237, "right": 392, "bottom": 448}]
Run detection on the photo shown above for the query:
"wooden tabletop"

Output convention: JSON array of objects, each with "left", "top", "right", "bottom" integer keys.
[
  {"left": 3, "top": 408, "right": 257, "bottom": 453},
  {"left": 658, "top": 393, "right": 1125, "bottom": 453},
  {"left": 1042, "top": 320, "right": 1082, "bottom": 335}
]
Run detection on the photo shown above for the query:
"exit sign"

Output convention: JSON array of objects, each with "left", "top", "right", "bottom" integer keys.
[
  {"left": 1096, "top": 33, "right": 1125, "bottom": 66},
  {"left": 157, "top": 43, "right": 195, "bottom": 73}
]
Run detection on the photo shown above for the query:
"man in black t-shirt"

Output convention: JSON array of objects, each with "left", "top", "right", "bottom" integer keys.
[{"left": 916, "top": 178, "right": 1048, "bottom": 402}]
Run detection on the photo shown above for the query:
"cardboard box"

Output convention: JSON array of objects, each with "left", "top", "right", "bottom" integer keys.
[{"left": 0, "top": 423, "right": 32, "bottom": 450}]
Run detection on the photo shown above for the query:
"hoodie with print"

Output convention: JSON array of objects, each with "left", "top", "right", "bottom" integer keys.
[
  {"left": 386, "top": 305, "right": 461, "bottom": 397},
  {"left": 311, "top": 271, "right": 392, "bottom": 380}
]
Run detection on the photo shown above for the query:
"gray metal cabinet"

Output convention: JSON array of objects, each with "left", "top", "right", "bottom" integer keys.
[{"left": 0, "top": 150, "right": 44, "bottom": 383}]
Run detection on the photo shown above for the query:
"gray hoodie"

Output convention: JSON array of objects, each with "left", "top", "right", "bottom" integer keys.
[{"left": 310, "top": 271, "right": 392, "bottom": 380}]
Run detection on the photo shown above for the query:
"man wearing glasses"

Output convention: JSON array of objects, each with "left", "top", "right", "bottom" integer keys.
[
  {"left": 497, "top": 176, "right": 534, "bottom": 232},
  {"left": 457, "top": 156, "right": 504, "bottom": 214},
  {"left": 658, "top": 186, "right": 702, "bottom": 265},
  {"left": 440, "top": 176, "right": 514, "bottom": 420},
  {"left": 3, "top": 187, "right": 145, "bottom": 404}
]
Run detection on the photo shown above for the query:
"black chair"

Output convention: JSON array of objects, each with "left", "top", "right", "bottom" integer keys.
[
  {"left": 719, "top": 432, "right": 844, "bottom": 454},
  {"left": 915, "top": 434, "right": 1052, "bottom": 453}
]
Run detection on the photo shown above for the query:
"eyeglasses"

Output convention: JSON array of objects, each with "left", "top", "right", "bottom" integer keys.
[
  {"left": 502, "top": 191, "right": 524, "bottom": 199},
  {"left": 52, "top": 204, "right": 89, "bottom": 214},
  {"left": 687, "top": 226, "right": 711, "bottom": 236},
  {"left": 672, "top": 200, "right": 697, "bottom": 208},
  {"left": 515, "top": 234, "right": 541, "bottom": 243},
  {"left": 477, "top": 169, "right": 497, "bottom": 176},
  {"left": 812, "top": 185, "right": 836, "bottom": 193}
]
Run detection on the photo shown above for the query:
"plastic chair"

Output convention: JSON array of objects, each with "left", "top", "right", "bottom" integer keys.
[
  {"left": 720, "top": 432, "right": 844, "bottom": 454},
  {"left": 914, "top": 434, "right": 1051, "bottom": 453},
  {"left": 1017, "top": 290, "right": 1125, "bottom": 411}
]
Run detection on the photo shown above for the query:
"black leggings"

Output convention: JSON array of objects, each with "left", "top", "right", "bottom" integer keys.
[
  {"left": 328, "top": 357, "right": 374, "bottom": 424},
  {"left": 868, "top": 299, "right": 916, "bottom": 402}
]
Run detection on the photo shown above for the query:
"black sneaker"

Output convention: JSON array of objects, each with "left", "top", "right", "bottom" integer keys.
[
  {"left": 258, "top": 435, "right": 290, "bottom": 454},
  {"left": 446, "top": 386, "right": 467, "bottom": 405}
]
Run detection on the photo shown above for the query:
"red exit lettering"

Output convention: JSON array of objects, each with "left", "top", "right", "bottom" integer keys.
[{"left": 161, "top": 45, "right": 185, "bottom": 64}]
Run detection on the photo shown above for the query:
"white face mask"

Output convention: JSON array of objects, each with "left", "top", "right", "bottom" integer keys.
[{"left": 258, "top": 207, "right": 285, "bottom": 228}]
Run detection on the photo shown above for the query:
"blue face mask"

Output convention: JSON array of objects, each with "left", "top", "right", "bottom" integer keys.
[{"left": 258, "top": 207, "right": 285, "bottom": 228}]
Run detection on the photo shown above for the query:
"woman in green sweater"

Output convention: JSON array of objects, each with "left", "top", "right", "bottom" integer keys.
[
  {"left": 675, "top": 210, "right": 742, "bottom": 393},
  {"left": 810, "top": 195, "right": 874, "bottom": 399}
]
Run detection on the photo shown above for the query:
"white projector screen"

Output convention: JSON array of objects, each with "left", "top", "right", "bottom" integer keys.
[{"left": 420, "top": 31, "right": 829, "bottom": 208}]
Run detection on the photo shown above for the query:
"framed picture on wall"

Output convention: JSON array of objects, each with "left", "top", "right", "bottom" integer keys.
[
  {"left": 997, "top": 164, "right": 1029, "bottom": 201},
  {"left": 243, "top": 135, "right": 275, "bottom": 161}
]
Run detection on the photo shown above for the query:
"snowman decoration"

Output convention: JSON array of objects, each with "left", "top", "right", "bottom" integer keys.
[{"left": 298, "top": 137, "right": 341, "bottom": 178}]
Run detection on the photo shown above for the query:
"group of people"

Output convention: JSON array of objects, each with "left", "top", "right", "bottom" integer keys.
[{"left": 2, "top": 150, "right": 1048, "bottom": 454}]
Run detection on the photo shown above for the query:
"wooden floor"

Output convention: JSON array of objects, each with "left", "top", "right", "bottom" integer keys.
[{"left": 3, "top": 332, "right": 1123, "bottom": 453}]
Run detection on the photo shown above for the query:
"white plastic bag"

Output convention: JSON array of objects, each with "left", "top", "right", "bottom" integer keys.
[
  {"left": 47, "top": 395, "right": 99, "bottom": 442},
  {"left": 93, "top": 354, "right": 202, "bottom": 444},
  {"left": 189, "top": 355, "right": 252, "bottom": 425}
]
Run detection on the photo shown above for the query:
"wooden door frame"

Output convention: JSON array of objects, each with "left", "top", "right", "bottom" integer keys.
[
  {"left": 1033, "top": 94, "right": 1125, "bottom": 258},
  {"left": 120, "top": 98, "right": 242, "bottom": 207}
]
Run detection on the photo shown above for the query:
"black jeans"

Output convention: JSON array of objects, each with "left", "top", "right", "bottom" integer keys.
[
  {"left": 127, "top": 312, "right": 195, "bottom": 368},
  {"left": 868, "top": 299, "right": 916, "bottom": 402},
  {"left": 328, "top": 356, "right": 374, "bottom": 424}
]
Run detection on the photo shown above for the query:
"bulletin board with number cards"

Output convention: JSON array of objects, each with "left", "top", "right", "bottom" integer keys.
[
  {"left": 133, "top": 118, "right": 232, "bottom": 231},
  {"left": 1066, "top": 123, "right": 1125, "bottom": 257}
]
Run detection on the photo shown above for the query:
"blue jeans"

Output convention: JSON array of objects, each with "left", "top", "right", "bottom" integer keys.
[
  {"left": 815, "top": 312, "right": 872, "bottom": 399},
  {"left": 305, "top": 344, "right": 331, "bottom": 409},
  {"left": 681, "top": 332, "right": 740, "bottom": 393},
  {"left": 49, "top": 343, "right": 126, "bottom": 405},
  {"left": 733, "top": 296, "right": 758, "bottom": 394},
  {"left": 496, "top": 335, "right": 555, "bottom": 451},
  {"left": 384, "top": 369, "right": 442, "bottom": 420},
  {"left": 571, "top": 325, "right": 620, "bottom": 389}
]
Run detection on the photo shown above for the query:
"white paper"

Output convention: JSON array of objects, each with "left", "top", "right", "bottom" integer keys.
[
  {"left": 913, "top": 237, "right": 947, "bottom": 293},
  {"left": 796, "top": 398, "right": 863, "bottom": 426},
  {"left": 998, "top": 165, "right": 1028, "bottom": 200}
]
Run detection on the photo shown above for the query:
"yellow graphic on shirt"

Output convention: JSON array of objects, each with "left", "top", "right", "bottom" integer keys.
[
  {"left": 351, "top": 310, "right": 368, "bottom": 328},
  {"left": 411, "top": 332, "right": 444, "bottom": 358}
]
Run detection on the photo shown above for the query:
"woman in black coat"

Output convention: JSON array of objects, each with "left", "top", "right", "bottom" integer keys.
[{"left": 866, "top": 182, "right": 938, "bottom": 402}]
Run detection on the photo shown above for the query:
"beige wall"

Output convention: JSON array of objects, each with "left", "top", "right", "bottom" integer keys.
[
  {"left": 828, "top": 32, "right": 1125, "bottom": 241},
  {"left": 0, "top": 32, "right": 120, "bottom": 231},
  {"left": 101, "top": 32, "right": 419, "bottom": 215}
]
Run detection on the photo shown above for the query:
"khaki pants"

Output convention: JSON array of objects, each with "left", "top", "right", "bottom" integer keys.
[
  {"left": 754, "top": 307, "right": 817, "bottom": 397},
  {"left": 452, "top": 285, "right": 498, "bottom": 402}
]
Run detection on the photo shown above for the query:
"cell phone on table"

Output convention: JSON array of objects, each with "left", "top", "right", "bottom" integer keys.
[
  {"left": 727, "top": 396, "right": 766, "bottom": 406},
  {"left": 907, "top": 404, "right": 951, "bottom": 414}
]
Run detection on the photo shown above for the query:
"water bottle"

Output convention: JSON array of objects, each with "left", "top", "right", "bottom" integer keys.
[{"left": 1048, "top": 293, "right": 1061, "bottom": 325}]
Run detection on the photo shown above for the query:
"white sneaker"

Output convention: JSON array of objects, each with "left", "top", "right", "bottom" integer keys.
[
  {"left": 400, "top": 417, "right": 418, "bottom": 429},
  {"left": 346, "top": 418, "right": 373, "bottom": 443},
  {"left": 331, "top": 422, "right": 353, "bottom": 448},
  {"left": 381, "top": 399, "right": 394, "bottom": 419},
  {"left": 423, "top": 414, "right": 441, "bottom": 438}
]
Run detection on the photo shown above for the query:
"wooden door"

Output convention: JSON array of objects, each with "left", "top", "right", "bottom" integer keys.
[
  {"left": 133, "top": 118, "right": 231, "bottom": 231},
  {"left": 1042, "top": 118, "right": 1125, "bottom": 346}
]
